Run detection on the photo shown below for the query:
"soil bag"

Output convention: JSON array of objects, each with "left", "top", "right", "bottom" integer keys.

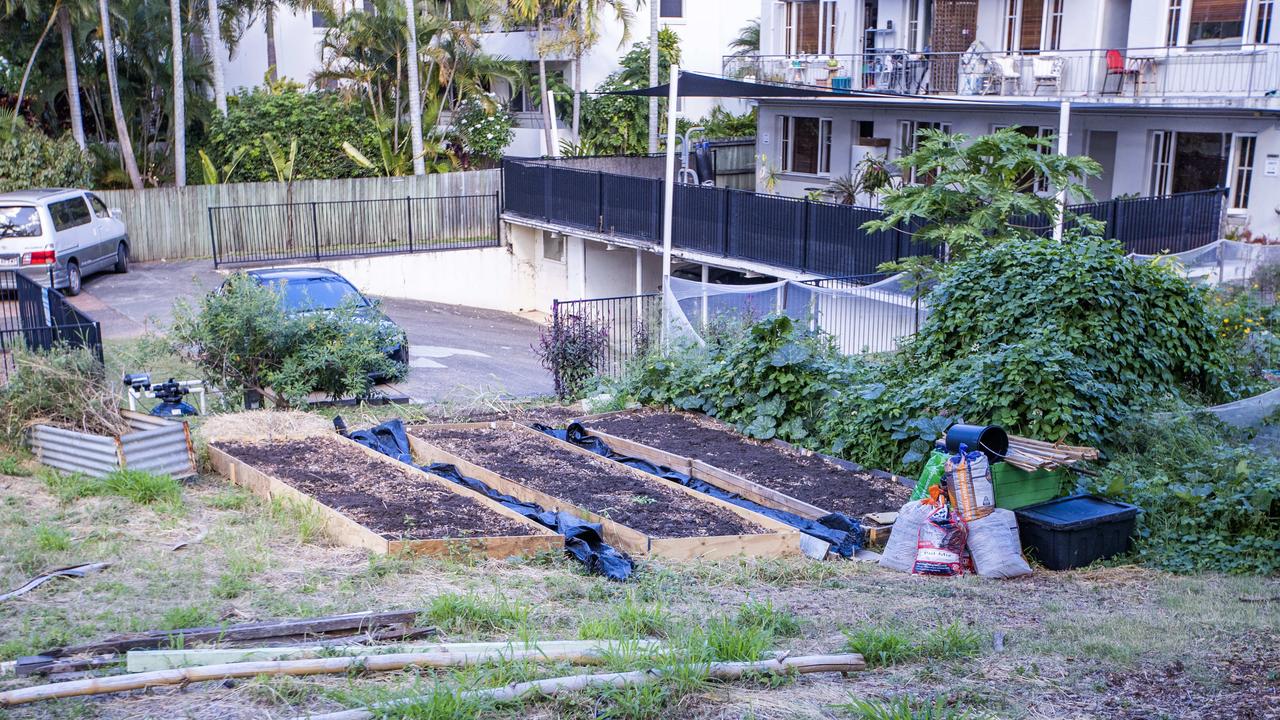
[
  {"left": 878, "top": 500, "right": 935, "bottom": 573},
  {"left": 343, "top": 418, "right": 635, "bottom": 581},
  {"left": 912, "top": 504, "right": 969, "bottom": 577},
  {"left": 966, "top": 508, "right": 1032, "bottom": 579},
  {"left": 536, "top": 423, "right": 863, "bottom": 558},
  {"left": 911, "top": 446, "right": 948, "bottom": 501},
  {"left": 945, "top": 444, "right": 995, "bottom": 521}
]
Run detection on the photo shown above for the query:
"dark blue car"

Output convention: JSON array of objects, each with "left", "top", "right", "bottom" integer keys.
[{"left": 239, "top": 267, "right": 410, "bottom": 368}]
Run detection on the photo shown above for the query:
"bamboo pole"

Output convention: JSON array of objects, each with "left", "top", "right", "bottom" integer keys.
[
  {"left": 298, "top": 653, "right": 867, "bottom": 720},
  {"left": 126, "top": 640, "right": 657, "bottom": 673},
  {"left": 0, "top": 648, "right": 616, "bottom": 707}
]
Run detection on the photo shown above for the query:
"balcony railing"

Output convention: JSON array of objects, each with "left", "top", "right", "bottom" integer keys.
[{"left": 723, "top": 45, "right": 1280, "bottom": 102}]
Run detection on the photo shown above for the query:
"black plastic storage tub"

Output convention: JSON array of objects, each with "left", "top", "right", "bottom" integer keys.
[{"left": 1015, "top": 495, "right": 1139, "bottom": 571}]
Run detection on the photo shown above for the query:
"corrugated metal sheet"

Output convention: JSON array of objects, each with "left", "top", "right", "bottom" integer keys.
[
  {"left": 28, "top": 412, "right": 196, "bottom": 479},
  {"left": 95, "top": 170, "right": 501, "bottom": 262}
]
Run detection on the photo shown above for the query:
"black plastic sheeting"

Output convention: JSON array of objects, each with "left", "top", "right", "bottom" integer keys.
[
  {"left": 341, "top": 419, "right": 635, "bottom": 581},
  {"left": 534, "top": 422, "right": 863, "bottom": 558}
]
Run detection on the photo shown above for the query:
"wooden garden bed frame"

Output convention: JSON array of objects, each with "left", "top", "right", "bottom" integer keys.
[
  {"left": 207, "top": 435, "right": 560, "bottom": 560},
  {"left": 573, "top": 410, "right": 916, "bottom": 546},
  {"left": 406, "top": 422, "right": 805, "bottom": 561}
]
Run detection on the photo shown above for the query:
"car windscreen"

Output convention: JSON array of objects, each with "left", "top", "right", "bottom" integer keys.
[
  {"left": 268, "top": 276, "right": 369, "bottom": 311},
  {"left": 0, "top": 206, "right": 43, "bottom": 238}
]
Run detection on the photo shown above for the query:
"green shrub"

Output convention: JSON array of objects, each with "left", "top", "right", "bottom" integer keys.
[
  {"left": 452, "top": 96, "right": 514, "bottom": 167},
  {"left": 169, "top": 273, "right": 404, "bottom": 407},
  {"left": 204, "top": 85, "right": 374, "bottom": 182},
  {"left": 1087, "top": 414, "right": 1280, "bottom": 574},
  {"left": 0, "top": 118, "right": 91, "bottom": 192},
  {"left": 537, "top": 312, "right": 610, "bottom": 401}
]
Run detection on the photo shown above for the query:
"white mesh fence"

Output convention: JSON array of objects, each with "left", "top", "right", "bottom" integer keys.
[{"left": 1130, "top": 239, "right": 1280, "bottom": 290}]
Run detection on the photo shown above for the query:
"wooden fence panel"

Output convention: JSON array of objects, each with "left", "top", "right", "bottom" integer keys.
[{"left": 94, "top": 170, "right": 501, "bottom": 263}]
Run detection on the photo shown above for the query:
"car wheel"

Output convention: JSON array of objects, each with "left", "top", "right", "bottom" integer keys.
[
  {"left": 114, "top": 243, "right": 129, "bottom": 273},
  {"left": 392, "top": 344, "right": 409, "bottom": 365},
  {"left": 65, "top": 261, "right": 82, "bottom": 296}
]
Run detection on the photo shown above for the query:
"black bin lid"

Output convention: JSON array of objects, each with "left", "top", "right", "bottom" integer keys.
[{"left": 1015, "top": 494, "right": 1139, "bottom": 531}]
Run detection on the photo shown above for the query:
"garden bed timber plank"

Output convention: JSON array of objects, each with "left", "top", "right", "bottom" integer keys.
[
  {"left": 576, "top": 409, "right": 913, "bottom": 519},
  {"left": 405, "top": 422, "right": 804, "bottom": 561},
  {"left": 207, "top": 435, "right": 558, "bottom": 560}
]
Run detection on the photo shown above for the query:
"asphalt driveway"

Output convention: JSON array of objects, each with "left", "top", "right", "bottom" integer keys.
[{"left": 72, "top": 261, "right": 554, "bottom": 403}]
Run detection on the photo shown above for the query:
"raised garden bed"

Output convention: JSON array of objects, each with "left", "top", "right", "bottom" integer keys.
[
  {"left": 406, "top": 422, "right": 803, "bottom": 560},
  {"left": 208, "top": 434, "right": 559, "bottom": 559},
  {"left": 28, "top": 410, "right": 196, "bottom": 480},
  {"left": 579, "top": 410, "right": 912, "bottom": 519}
]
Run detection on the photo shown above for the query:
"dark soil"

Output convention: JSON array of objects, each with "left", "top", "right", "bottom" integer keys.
[
  {"left": 408, "top": 426, "right": 766, "bottom": 539},
  {"left": 213, "top": 436, "right": 540, "bottom": 540},
  {"left": 585, "top": 410, "right": 911, "bottom": 518}
]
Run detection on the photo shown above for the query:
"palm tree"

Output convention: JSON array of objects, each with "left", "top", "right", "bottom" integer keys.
[
  {"left": 564, "top": 0, "right": 634, "bottom": 138},
  {"left": 97, "top": 0, "right": 143, "bottom": 188},
  {"left": 169, "top": 0, "right": 186, "bottom": 185},
  {"left": 507, "top": 0, "right": 564, "bottom": 153},
  {"left": 729, "top": 18, "right": 759, "bottom": 56},
  {"left": 56, "top": 1, "right": 87, "bottom": 148},
  {"left": 206, "top": 0, "right": 228, "bottom": 114},
  {"left": 403, "top": 0, "right": 425, "bottom": 175}
]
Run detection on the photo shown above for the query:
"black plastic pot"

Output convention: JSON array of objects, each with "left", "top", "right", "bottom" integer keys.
[{"left": 945, "top": 424, "right": 1008, "bottom": 462}]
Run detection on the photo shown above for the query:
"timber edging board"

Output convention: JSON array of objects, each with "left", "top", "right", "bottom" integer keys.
[
  {"left": 206, "top": 436, "right": 559, "bottom": 560},
  {"left": 405, "top": 422, "right": 803, "bottom": 561}
]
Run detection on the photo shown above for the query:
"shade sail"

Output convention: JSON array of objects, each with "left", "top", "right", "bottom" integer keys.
[{"left": 607, "top": 70, "right": 842, "bottom": 98}]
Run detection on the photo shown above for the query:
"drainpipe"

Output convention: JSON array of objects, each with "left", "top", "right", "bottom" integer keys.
[
  {"left": 660, "top": 66, "right": 681, "bottom": 347},
  {"left": 1053, "top": 99, "right": 1071, "bottom": 241}
]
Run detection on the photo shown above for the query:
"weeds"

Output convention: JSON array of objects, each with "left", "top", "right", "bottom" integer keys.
[
  {"left": 425, "top": 593, "right": 531, "bottom": 635},
  {"left": 578, "top": 594, "right": 670, "bottom": 640},
  {"left": 32, "top": 524, "right": 72, "bottom": 552},
  {"left": 736, "top": 598, "right": 802, "bottom": 638},
  {"left": 268, "top": 496, "right": 328, "bottom": 544},
  {"left": 207, "top": 488, "right": 252, "bottom": 511},
  {"left": 41, "top": 468, "right": 183, "bottom": 510},
  {"left": 0, "top": 454, "right": 30, "bottom": 476},
  {"left": 843, "top": 621, "right": 983, "bottom": 668},
  {"left": 700, "top": 615, "right": 773, "bottom": 662},
  {"left": 159, "top": 605, "right": 216, "bottom": 631}
]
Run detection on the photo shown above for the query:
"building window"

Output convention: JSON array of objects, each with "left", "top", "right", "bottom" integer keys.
[
  {"left": 660, "top": 0, "right": 682, "bottom": 19},
  {"left": 1230, "top": 135, "right": 1256, "bottom": 209},
  {"left": 1045, "top": 0, "right": 1065, "bottom": 50},
  {"left": 1166, "top": 0, "right": 1185, "bottom": 46},
  {"left": 1003, "top": 0, "right": 1021, "bottom": 51},
  {"left": 1256, "top": 0, "right": 1275, "bottom": 42},
  {"left": 543, "top": 232, "right": 565, "bottom": 262},
  {"left": 1188, "top": 0, "right": 1248, "bottom": 44},
  {"left": 906, "top": 0, "right": 922, "bottom": 52},
  {"left": 782, "top": 1, "right": 838, "bottom": 55},
  {"left": 1149, "top": 130, "right": 1232, "bottom": 196},
  {"left": 896, "top": 120, "right": 951, "bottom": 183},
  {"left": 779, "top": 115, "right": 833, "bottom": 175}
]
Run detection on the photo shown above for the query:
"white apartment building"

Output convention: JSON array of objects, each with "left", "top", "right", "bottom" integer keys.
[
  {"left": 220, "top": 0, "right": 759, "bottom": 157},
  {"left": 733, "top": 0, "right": 1280, "bottom": 239}
]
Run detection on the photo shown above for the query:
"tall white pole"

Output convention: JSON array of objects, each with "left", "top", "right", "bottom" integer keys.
[
  {"left": 648, "top": 1, "right": 659, "bottom": 154},
  {"left": 661, "top": 66, "right": 680, "bottom": 282},
  {"left": 1053, "top": 99, "right": 1071, "bottom": 241}
]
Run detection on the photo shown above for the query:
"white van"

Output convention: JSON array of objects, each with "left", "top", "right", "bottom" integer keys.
[{"left": 0, "top": 188, "right": 129, "bottom": 295}]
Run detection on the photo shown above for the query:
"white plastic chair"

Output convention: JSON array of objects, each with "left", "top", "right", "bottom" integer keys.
[{"left": 989, "top": 55, "right": 1022, "bottom": 95}]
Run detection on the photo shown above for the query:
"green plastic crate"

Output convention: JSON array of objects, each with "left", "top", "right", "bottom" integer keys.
[{"left": 991, "top": 463, "right": 1067, "bottom": 510}]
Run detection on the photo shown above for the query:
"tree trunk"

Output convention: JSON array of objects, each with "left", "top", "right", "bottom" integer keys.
[
  {"left": 57, "top": 6, "right": 86, "bottom": 149},
  {"left": 98, "top": 0, "right": 144, "bottom": 189},
  {"left": 536, "top": 20, "right": 553, "bottom": 154},
  {"left": 403, "top": 0, "right": 425, "bottom": 175},
  {"left": 647, "top": 0, "right": 658, "bottom": 154},
  {"left": 206, "top": 0, "right": 227, "bottom": 115},
  {"left": 571, "top": 0, "right": 584, "bottom": 139},
  {"left": 13, "top": 8, "right": 57, "bottom": 134},
  {"left": 170, "top": 0, "right": 186, "bottom": 186},
  {"left": 265, "top": 5, "right": 278, "bottom": 82}
]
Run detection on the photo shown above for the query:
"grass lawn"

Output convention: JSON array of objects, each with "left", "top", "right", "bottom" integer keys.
[{"left": 0, "top": 443, "right": 1276, "bottom": 720}]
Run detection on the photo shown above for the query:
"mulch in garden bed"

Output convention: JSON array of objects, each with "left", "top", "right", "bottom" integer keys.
[
  {"left": 582, "top": 410, "right": 911, "bottom": 518},
  {"left": 213, "top": 436, "right": 541, "bottom": 540},
  {"left": 407, "top": 426, "right": 766, "bottom": 539}
]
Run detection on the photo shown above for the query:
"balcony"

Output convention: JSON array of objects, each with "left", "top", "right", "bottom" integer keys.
[{"left": 723, "top": 45, "right": 1280, "bottom": 106}]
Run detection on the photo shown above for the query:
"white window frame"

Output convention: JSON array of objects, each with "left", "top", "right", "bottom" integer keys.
[
  {"left": 778, "top": 0, "right": 839, "bottom": 56},
  {"left": 1166, "top": 0, "right": 1269, "bottom": 48},
  {"left": 906, "top": 0, "right": 923, "bottom": 52},
  {"left": 1254, "top": 0, "right": 1276, "bottom": 43},
  {"left": 1003, "top": 0, "right": 1023, "bottom": 52},
  {"left": 1043, "top": 0, "right": 1065, "bottom": 51},
  {"left": 779, "top": 114, "right": 834, "bottom": 176},
  {"left": 1149, "top": 130, "right": 1176, "bottom": 195},
  {"left": 1229, "top": 133, "right": 1257, "bottom": 209}
]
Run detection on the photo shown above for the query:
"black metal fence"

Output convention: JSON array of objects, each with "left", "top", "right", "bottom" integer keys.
[
  {"left": 549, "top": 293, "right": 661, "bottom": 390},
  {"left": 209, "top": 193, "right": 501, "bottom": 267},
  {"left": 1, "top": 271, "right": 104, "bottom": 384},
  {"left": 503, "top": 159, "right": 1224, "bottom": 274}
]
